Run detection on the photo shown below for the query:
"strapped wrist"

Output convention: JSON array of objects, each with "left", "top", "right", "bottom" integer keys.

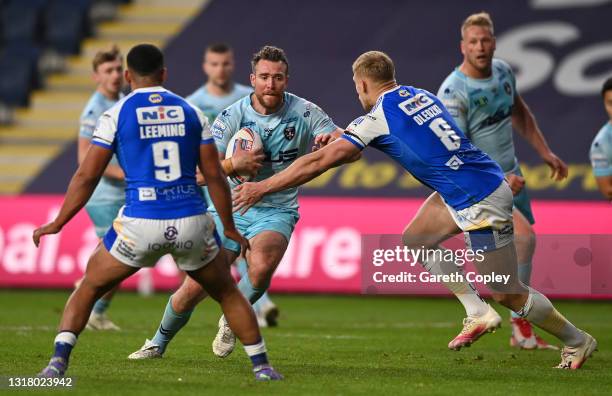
[{"left": 222, "top": 158, "right": 237, "bottom": 178}]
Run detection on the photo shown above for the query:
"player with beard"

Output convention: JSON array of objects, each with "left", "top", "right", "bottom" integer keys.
[{"left": 128, "top": 46, "right": 344, "bottom": 360}]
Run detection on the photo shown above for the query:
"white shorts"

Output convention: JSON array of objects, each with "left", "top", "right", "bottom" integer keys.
[
  {"left": 103, "top": 208, "right": 221, "bottom": 271},
  {"left": 446, "top": 182, "right": 514, "bottom": 251}
]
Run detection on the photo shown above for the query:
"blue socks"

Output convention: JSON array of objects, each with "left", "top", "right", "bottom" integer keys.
[
  {"left": 236, "top": 258, "right": 270, "bottom": 309},
  {"left": 151, "top": 296, "right": 194, "bottom": 354},
  {"left": 237, "top": 271, "right": 267, "bottom": 305},
  {"left": 92, "top": 298, "right": 111, "bottom": 315},
  {"left": 53, "top": 332, "right": 76, "bottom": 360},
  {"left": 511, "top": 261, "right": 533, "bottom": 318}
]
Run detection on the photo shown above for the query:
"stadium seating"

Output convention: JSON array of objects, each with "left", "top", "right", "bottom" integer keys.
[
  {"left": 0, "top": 0, "right": 131, "bottom": 111},
  {"left": 0, "top": 0, "right": 206, "bottom": 194}
]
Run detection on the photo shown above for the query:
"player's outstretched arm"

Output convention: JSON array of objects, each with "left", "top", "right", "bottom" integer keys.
[
  {"left": 512, "top": 94, "right": 568, "bottom": 181},
  {"left": 33, "top": 145, "right": 113, "bottom": 246},
  {"left": 199, "top": 143, "right": 249, "bottom": 254},
  {"left": 233, "top": 138, "right": 360, "bottom": 214},
  {"left": 312, "top": 128, "right": 362, "bottom": 162}
]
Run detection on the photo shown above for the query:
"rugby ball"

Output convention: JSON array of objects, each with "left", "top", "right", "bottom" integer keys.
[{"left": 225, "top": 127, "right": 263, "bottom": 184}]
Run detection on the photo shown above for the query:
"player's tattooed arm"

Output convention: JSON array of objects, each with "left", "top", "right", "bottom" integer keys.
[
  {"left": 33, "top": 145, "right": 113, "bottom": 246},
  {"left": 233, "top": 138, "right": 360, "bottom": 213},
  {"left": 512, "top": 94, "right": 568, "bottom": 181}
]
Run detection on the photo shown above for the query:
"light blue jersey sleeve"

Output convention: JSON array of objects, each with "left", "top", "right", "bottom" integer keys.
[
  {"left": 590, "top": 123, "right": 612, "bottom": 177},
  {"left": 79, "top": 96, "right": 102, "bottom": 139},
  {"left": 301, "top": 100, "right": 337, "bottom": 138},
  {"left": 499, "top": 59, "right": 518, "bottom": 98},
  {"left": 437, "top": 75, "right": 469, "bottom": 136},
  {"left": 210, "top": 105, "right": 242, "bottom": 154}
]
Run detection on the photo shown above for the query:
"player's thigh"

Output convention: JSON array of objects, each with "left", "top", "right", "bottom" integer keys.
[
  {"left": 82, "top": 243, "right": 139, "bottom": 290},
  {"left": 248, "top": 230, "right": 289, "bottom": 272},
  {"left": 403, "top": 192, "right": 461, "bottom": 248},
  {"left": 186, "top": 251, "right": 237, "bottom": 302},
  {"left": 244, "top": 207, "right": 296, "bottom": 271}
]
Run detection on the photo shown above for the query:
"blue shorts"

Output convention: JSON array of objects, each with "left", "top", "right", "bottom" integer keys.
[
  {"left": 511, "top": 167, "right": 535, "bottom": 225},
  {"left": 85, "top": 201, "right": 124, "bottom": 238},
  {"left": 211, "top": 206, "right": 300, "bottom": 253}
]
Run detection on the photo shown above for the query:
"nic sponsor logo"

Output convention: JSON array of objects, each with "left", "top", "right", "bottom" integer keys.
[
  {"left": 399, "top": 93, "right": 434, "bottom": 116},
  {"left": 137, "top": 106, "right": 185, "bottom": 125}
]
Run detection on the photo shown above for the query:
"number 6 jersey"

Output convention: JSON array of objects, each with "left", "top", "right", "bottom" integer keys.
[
  {"left": 92, "top": 86, "right": 213, "bottom": 219},
  {"left": 343, "top": 85, "right": 504, "bottom": 210}
]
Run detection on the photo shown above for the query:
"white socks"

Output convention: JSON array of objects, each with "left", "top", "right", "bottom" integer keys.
[
  {"left": 421, "top": 248, "right": 489, "bottom": 317},
  {"left": 519, "top": 287, "right": 585, "bottom": 347}
]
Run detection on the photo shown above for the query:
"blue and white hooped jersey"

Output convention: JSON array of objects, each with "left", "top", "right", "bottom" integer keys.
[
  {"left": 79, "top": 91, "right": 125, "bottom": 205},
  {"left": 210, "top": 92, "right": 337, "bottom": 209},
  {"left": 187, "top": 83, "right": 252, "bottom": 125},
  {"left": 92, "top": 86, "right": 214, "bottom": 219},
  {"left": 438, "top": 59, "right": 517, "bottom": 173},
  {"left": 343, "top": 85, "right": 504, "bottom": 210},
  {"left": 590, "top": 122, "right": 612, "bottom": 177}
]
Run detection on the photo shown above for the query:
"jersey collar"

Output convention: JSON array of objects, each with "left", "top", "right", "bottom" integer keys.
[{"left": 132, "top": 86, "right": 168, "bottom": 93}]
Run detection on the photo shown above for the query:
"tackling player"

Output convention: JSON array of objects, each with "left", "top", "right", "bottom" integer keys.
[
  {"left": 233, "top": 51, "right": 597, "bottom": 370},
  {"left": 187, "top": 43, "right": 278, "bottom": 327},
  {"left": 438, "top": 12, "right": 566, "bottom": 349},
  {"left": 34, "top": 44, "right": 282, "bottom": 381},
  {"left": 77, "top": 45, "right": 125, "bottom": 331},
  {"left": 128, "top": 46, "right": 343, "bottom": 360},
  {"left": 590, "top": 77, "right": 612, "bottom": 200}
]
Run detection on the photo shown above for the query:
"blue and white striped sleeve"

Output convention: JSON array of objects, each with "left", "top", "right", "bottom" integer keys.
[
  {"left": 342, "top": 106, "right": 389, "bottom": 149},
  {"left": 91, "top": 112, "right": 117, "bottom": 150}
]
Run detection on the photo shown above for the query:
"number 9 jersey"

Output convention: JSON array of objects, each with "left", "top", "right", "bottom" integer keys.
[
  {"left": 342, "top": 85, "right": 504, "bottom": 210},
  {"left": 92, "top": 86, "right": 213, "bottom": 219}
]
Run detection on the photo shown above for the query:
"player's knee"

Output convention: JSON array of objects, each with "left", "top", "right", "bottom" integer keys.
[
  {"left": 78, "top": 276, "right": 112, "bottom": 298},
  {"left": 247, "top": 255, "right": 277, "bottom": 288},
  {"left": 402, "top": 230, "right": 436, "bottom": 250},
  {"left": 248, "top": 269, "right": 271, "bottom": 289}
]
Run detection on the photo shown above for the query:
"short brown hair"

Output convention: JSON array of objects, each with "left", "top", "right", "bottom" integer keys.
[
  {"left": 352, "top": 51, "right": 395, "bottom": 83},
  {"left": 461, "top": 12, "right": 494, "bottom": 38},
  {"left": 251, "top": 46, "right": 289, "bottom": 74},
  {"left": 92, "top": 45, "right": 122, "bottom": 72},
  {"left": 206, "top": 43, "right": 232, "bottom": 55}
]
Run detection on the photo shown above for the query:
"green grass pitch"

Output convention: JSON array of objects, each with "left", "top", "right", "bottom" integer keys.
[{"left": 0, "top": 290, "right": 610, "bottom": 395}]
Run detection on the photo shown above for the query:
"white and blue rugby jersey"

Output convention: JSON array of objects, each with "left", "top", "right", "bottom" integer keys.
[
  {"left": 187, "top": 83, "right": 252, "bottom": 124},
  {"left": 79, "top": 91, "right": 125, "bottom": 205},
  {"left": 343, "top": 85, "right": 504, "bottom": 210},
  {"left": 438, "top": 59, "right": 517, "bottom": 173},
  {"left": 92, "top": 86, "right": 214, "bottom": 219},
  {"left": 590, "top": 122, "right": 612, "bottom": 177},
  {"left": 211, "top": 92, "right": 337, "bottom": 209}
]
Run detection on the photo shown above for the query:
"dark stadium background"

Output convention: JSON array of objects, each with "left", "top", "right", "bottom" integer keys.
[{"left": 27, "top": 0, "right": 612, "bottom": 200}]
